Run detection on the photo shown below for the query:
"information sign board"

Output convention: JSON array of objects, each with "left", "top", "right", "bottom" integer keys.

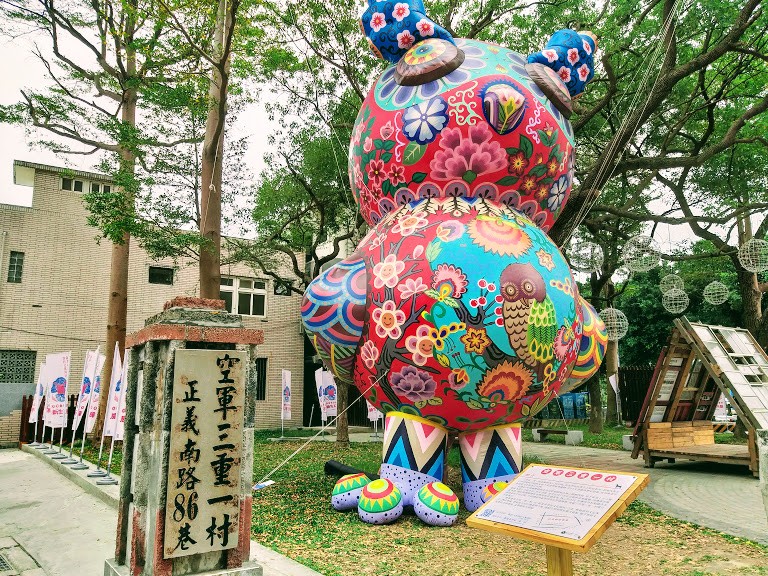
[{"left": 467, "top": 464, "right": 648, "bottom": 553}]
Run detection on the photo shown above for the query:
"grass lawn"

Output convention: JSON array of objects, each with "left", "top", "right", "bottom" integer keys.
[
  {"left": 521, "top": 423, "right": 632, "bottom": 450},
  {"left": 74, "top": 429, "right": 764, "bottom": 575},
  {"left": 252, "top": 433, "right": 767, "bottom": 576}
]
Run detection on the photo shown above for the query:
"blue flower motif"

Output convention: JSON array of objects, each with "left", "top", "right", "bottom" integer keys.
[
  {"left": 402, "top": 96, "right": 449, "bottom": 144},
  {"left": 547, "top": 175, "right": 569, "bottom": 212}
]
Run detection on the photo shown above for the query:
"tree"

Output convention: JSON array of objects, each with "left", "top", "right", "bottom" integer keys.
[{"left": 0, "top": 0, "right": 200, "bottom": 434}]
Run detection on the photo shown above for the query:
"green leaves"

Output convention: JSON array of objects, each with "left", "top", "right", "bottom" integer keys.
[
  {"left": 403, "top": 141, "right": 427, "bottom": 165},
  {"left": 518, "top": 134, "right": 533, "bottom": 159},
  {"left": 425, "top": 240, "right": 442, "bottom": 262}
]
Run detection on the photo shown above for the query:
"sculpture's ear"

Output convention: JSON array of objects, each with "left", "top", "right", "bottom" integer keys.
[
  {"left": 360, "top": 0, "right": 457, "bottom": 65},
  {"left": 527, "top": 28, "right": 599, "bottom": 106}
]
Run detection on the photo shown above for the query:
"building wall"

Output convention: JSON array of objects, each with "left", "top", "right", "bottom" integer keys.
[{"left": 0, "top": 164, "right": 305, "bottom": 430}]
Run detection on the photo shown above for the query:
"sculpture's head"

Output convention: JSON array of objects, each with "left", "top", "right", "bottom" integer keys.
[{"left": 350, "top": 10, "right": 597, "bottom": 232}]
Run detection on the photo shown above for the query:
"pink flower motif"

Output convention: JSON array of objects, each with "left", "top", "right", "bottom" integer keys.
[
  {"left": 432, "top": 263, "right": 468, "bottom": 297},
  {"left": 397, "top": 30, "right": 415, "bottom": 49},
  {"left": 398, "top": 277, "right": 428, "bottom": 299},
  {"left": 370, "top": 12, "right": 386, "bottom": 32},
  {"left": 429, "top": 123, "right": 507, "bottom": 182},
  {"left": 392, "top": 211, "right": 428, "bottom": 236},
  {"left": 390, "top": 365, "right": 436, "bottom": 402},
  {"left": 416, "top": 18, "right": 434, "bottom": 36},
  {"left": 371, "top": 300, "right": 406, "bottom": 340},
  {"left": 361, "top": 340, "right": 379, "bottom": 369},
  {"left": 380, "top": 121, "right": 394, "bottom": 140},
  {"left": 582, "top": 39, "right": 592, "bottom": 55},
  {"left": 367, "top": 159, "right": 386, "bottom": 186},
  {"left": 542, "top": 49, "right": 558, "bottom": 63},
  {"left": 363, "top": 137, "right": 373, "bottom": 153},
  {"left": 558, "top": 66, "right": 571, "bottom": 83},
  {"left": 388, "top": 164, "right": 406, "bottom": 184},
  {"left": 405, "top": 325, "right": 434, "bottom": 366},
  {"left": 373, "top": 254, "right": 405, "bottom": 289},
  {"left": 392, "top": 2, "right": 410, "bottom": 21},
  {"left": 578, "top": 63, "right": 590, "bottom": 82},
  {"left": 435, "top": 220, "right": 465, "bottom": 241},
  {"left": 567, "top": 47, "right": 580, "bottom": 65},
  {"left": 554, "top": 325, "right": 577, "bottom": 362},
  {"left": 413, "top": 245, "right": 424, "bottom": 258}
]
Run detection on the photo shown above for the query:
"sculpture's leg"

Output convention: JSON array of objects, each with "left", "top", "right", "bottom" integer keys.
[
  {"left": 459, "top": 423, "right": 522, "bottom": 512},
  {"left": 379, "top": 411, "right": 449, "bottom": 507}
]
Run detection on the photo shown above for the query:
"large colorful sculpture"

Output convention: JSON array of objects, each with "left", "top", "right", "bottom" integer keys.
[{"left": 301, "top": 0, "right": 608, "bottom": 526}]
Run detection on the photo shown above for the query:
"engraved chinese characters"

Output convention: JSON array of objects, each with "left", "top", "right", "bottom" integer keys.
[{"left": 164, "top": 350, "right": 246, "bottom": 559}]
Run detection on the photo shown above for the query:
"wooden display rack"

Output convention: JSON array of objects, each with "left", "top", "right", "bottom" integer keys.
[{"left": 632, "top": 318, "right": 766, "bottom": 476}]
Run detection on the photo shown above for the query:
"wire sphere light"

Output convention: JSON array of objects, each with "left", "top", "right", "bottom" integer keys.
[
  {"left": 703, "top": 281, "right": 729, "bottom": 305},
  {"left": 659, "top": 274, "right": 684, "bottom": 294},
  {"left": 598, "top": 307, "right": 629, "bottom": 341},
  {"left": 662, "top": 288, "right": 689, "bottom": 314},
  {"left": 737, "top": 238, "right": 768, "bottom": 273},
  {"left": 568, "top": 238, "right": 604, "bottom": 273},
  {"left": 622, "top": 235, "right": 660, "bottom": 272}
]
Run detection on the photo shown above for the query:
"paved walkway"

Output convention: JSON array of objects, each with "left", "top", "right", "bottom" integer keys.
[
  {"left": 0, "top": 448, "right": 322, "bottom": 576},
  {"left": 332, "top": 431, "right": 768, "bottom": 545}
]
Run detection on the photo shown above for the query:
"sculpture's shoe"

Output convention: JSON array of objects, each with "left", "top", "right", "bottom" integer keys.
[
  {"left": 459, "top": 423, "right": 522, "bottom": 512},
  {"left": 413, "top": 482, "right": 459, "bottom": 527},
  {"left": 331, "top": 473, "right": 371, "bottom": 511},
  {"left": 357, "top": 478, "right": 403, "bottom": 524},
  {"left": 379, "top": 411, "right": 449, "bottom": 506}
]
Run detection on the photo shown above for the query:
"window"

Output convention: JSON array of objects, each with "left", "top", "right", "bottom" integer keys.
[
  {"left": 90, "top": 183, "right": 112, "bottom": 194},
  {"left": 148, "top": 266, "right": 174, "bottom": 285},
  {"left": 254, "top": 357, "right": 267, "bottom": 401},
  {"left": 220, "top": 276, "right": 267, "bottom": 317},
  {"left": 61, "top": 177, "right": 84, "bottom": 192},
  {"left": 274, "top": 279, "right": 291, "bottom": 296},
  {"left": 7, "top": 251, "right": 23, "bottom": 283},
  {"left": 0, "top": 350, "right": 36, "bottom": 383}
]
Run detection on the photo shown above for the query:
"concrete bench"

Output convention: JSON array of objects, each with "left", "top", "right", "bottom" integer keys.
[{"left": 531, "top": 428, "right": 584, "bottom": 446}]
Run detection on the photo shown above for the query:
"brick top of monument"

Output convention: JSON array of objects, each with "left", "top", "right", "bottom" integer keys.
[
  {"left": 163, "top": 296, "right": 226, "bottom": 311},
  {"left": 126, "top": 298, "right": 264, "bottom": 348}
]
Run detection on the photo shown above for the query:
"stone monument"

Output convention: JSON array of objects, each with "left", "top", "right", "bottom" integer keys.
[{"left": 105, "top": 297, "right": 263, "bottom": 576}]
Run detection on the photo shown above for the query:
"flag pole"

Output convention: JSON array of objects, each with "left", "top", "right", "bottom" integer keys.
[
  {"left": 42, "top": 425, "right": 57, "bottom": 454},
  {"left": 70, "top": 429, "right": 90, "bottom": 470},
  {"left": 37, "top": 423, "right": 50, "bottom": 450},
  {"left": 87, "top": 433, "right": 108, "bottom": 477},
  {"left": 28, "top": 418, "right": 40, "bottom": 447},
  {"left": 96, "top": 436, "right": 119, "bottom": 485},
  {"left": 51, "top": 425, "right": 67, "bottom": 459},
  {"left": 62, "top": 419, "right": 80, "bottom": 464}
]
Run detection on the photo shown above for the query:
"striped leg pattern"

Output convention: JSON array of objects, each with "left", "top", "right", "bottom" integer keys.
[{"left": 459, "top": 423, "right": 522, "bottom": 512}]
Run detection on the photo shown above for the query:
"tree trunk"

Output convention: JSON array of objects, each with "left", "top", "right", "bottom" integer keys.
[
  {"left": 199, "top": 0, "right": 231, "bottom": 299},
  {"left": 95, "top": 13, "right": 137, "bottom": 438},
  {"left": 335, "top": 383, "right": 349, "bottom": 447},
  {"left": 587, "top": 374, "right": 603, "bottom": 434},
  {"left": 738, "top": 268, "right": 764, "bottom": 342},
  {"left": 604, "top": 339, "right": 620, "bottom": 426}
]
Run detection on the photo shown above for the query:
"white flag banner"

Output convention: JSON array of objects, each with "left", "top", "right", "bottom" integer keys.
[
  {"left": 45, "top": 352, "right": 71, "bottom": 429},
  {"left": 73, "top": 349, "right": 98, "bottom": 430},
  {"left": 366, "top": 401, "right": 382, "bottom": 422},
  {"left": 315, "top": 368, "right": 327, "bottom": 422},
  {"left": 102, "top": 343, "right": 124, "bottom": 437},
  {"left": 28, "top": 363, "right": 47, "bottom": 424},
  {"left": 43, "top": 361, "right": 52, "bottom": 427},
  {"left": 281, "top": 369, "right": 292, "bottom": 420},
  {"left": 84, "top": 352, "right": 107, "bottom": 433},
  {"left": 608, "top": 374, "right": 619, "bottom": 394},
  {"left": 322, "top": 370, "right": 338, "bottom": 418},
  {"left": 115, "top": 357, "right": 129, "bottom": 441}
]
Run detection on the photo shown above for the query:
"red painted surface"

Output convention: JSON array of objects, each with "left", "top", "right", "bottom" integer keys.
[
  {"left": 126, "top": 324, "right": 264, "bottom": 348},
  {"left": 226, "top": 496, "right": 252, "bottom": 569},
  {"left": 130, "top": 508, "right": 146, "bottom": 576},
  {"left": 152, "top": 510, "right": 173, "bottom": 576},
  {"left": 164, "top": 296, "right": 226, "bottom": 311}
]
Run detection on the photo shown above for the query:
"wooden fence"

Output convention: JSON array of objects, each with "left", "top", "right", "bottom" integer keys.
[
  {"left": 19, "top": 394, "right": 82, "bottom": 444},
  {"left": 618, "top": 365, "right": 656, "bottom": 425}
]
